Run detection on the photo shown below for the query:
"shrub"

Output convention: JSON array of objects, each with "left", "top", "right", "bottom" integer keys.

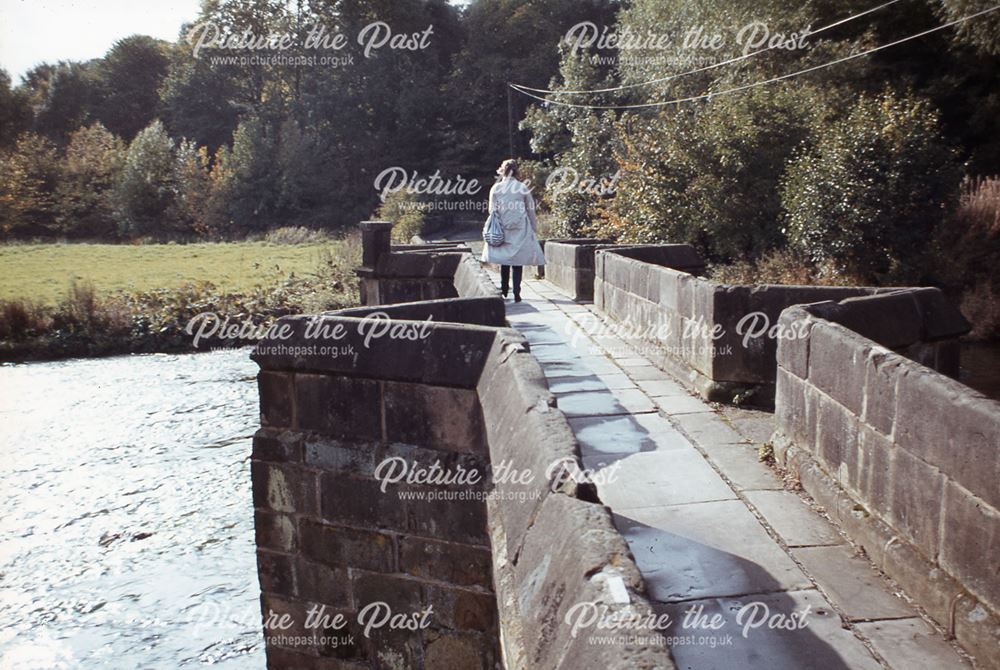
[
  {"left": 375, "top": 189, "right": 426, "bottom": 243},
  {"left": 113, "top": 120, "right": 185, "bottom": 239},
  {"left": 263, "top": 226, "right": 333, "bottom": 245},
  {"left": 961, "top": 280, "right": 1000, "bottom": 340},
  {"left": 708, "top": 248, "right": 869, "bottom": 287},
  {"left": 781, "top": 91, "right": 962, "bottom": 281},
  {"left": 593, "top": 83, "right": 821, "bottom": 262}
]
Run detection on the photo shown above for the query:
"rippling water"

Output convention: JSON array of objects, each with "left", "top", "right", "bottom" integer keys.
[{"left": 0, "top": 349, "right": 265, "bottom": 669}]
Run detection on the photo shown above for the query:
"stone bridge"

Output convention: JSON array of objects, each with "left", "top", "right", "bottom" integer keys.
[{"left": 248, "top": 222, "right": 999, "bottom": 669}]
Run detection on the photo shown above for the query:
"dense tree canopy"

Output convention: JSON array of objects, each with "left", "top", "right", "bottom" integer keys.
[{"left": 0, "top": 0, "right": 997, "bottom": 292}]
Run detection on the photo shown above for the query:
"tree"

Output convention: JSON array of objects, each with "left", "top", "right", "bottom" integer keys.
[
  {"left": 592, "top": 84, "right": 822, "bottom": 261},
  {"left": 56, "top": 123, "right": 126, "bottom": 238},
  {"left": 444, "top": 0, "right": 619, "bottom": 175},
  {"left": 0, "top": 70, "right": 32, "bottom": 149},
  {"left": 113, "top": 120, "right": 184, "bottom": 238},
  {"left": 94, "top": 35, "right": 171, "bottom": 140},
  {"left": 26, "top": 61, "right": 99, "bottom": 143},
  {"left": 781, "top": 91, "right": 962, "bottom": 280},
  {"left": 0, "top": 133, "right": 61, "bottom": 237}
]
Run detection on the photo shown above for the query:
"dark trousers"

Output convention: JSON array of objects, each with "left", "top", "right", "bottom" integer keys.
[{"left": 500, "top": 265, "right": 523, "bottom": 297}]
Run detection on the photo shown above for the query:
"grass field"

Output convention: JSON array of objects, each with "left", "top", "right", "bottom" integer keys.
[{"left": 0, "top": 242, "right": 340, "bottom": 304}]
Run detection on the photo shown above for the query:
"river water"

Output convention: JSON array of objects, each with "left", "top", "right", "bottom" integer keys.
[{"left": 0, "top": 349, "right": 265, "bottom": 669}]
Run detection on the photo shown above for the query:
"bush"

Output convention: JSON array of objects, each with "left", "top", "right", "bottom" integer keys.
[
  {"left": 375, "top": 189, "right": 426, "bottom": 243},
  {"left": 263, "top": 226, "right": 333, "bottom": 245},
  {"left": 593, "top": 84, "right": 821, "bottom": 262},
  {"left": 781, "top": 91, "right": 962, "bottom": 281},
  {"left": 708, "top": 248, "right": 869, "bottom": 287}
]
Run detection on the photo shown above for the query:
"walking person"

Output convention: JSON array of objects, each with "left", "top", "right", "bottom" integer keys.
[{"left": 481, "top": 159, "right": 545, "bottom": 302}]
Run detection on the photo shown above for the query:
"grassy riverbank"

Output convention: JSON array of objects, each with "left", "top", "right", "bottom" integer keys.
[{"left": 0, "top": 236, "right": 361, "bottom": 362}]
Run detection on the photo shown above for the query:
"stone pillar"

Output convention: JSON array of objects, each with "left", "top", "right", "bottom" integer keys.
[
  {"left": 360, "top": 221, "right": 393, "bottom": 269},
  {"left": 251, "top": 314, "right": 500, "bottom": 669}
]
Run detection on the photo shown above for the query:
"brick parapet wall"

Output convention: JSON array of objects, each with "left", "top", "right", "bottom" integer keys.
[{"left": 772, "top": 296, "right": 999, "bottom": 669}]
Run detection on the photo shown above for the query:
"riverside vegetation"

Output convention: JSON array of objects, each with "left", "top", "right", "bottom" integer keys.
[{"left": 0, "top": 230, "right": 361, "bottom": 362}]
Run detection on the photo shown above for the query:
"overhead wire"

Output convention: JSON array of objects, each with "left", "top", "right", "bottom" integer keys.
[
  {"left": 508, "top": 3, "right": 1000, "bottom": 111},
  {"left": 512, "top": 0, "right": 904, "bottom": 96}
]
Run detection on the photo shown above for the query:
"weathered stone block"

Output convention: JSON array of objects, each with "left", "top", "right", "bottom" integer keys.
[
  {"left": 259, "top": 371, "right": 294, "bottom": 428},
  {"left": 808, "top": 323, "right": 869, "bottom": 415},
  {"left": 253, "top": 428, "right": 303, "bottom": 463},
  {"left": 295, "top": 557, "right": 351, "bottom": 608},
  {"left": 318, "top": 473, "right": 407, "bottom": 532},
  {"left": 383, "top": 383, "right": 486, "bottom": 454},
  {"left": 335, "top": 296, "right": 505, "bottom": 328},
  {"left": 831, "top": 290, "right": 924, "bottom": 348},
  {"left": 940, "top": 481, "right": 1000, "bottom": 614},
  {"left": 299, "top": 518, "right": 396, "bottom": 573},
  {"left": 854, "top": 426, "right": 893, "bottom": 514},
  {"left": 351, "top": 570, "right": 423, "bottom": 612},
  {"left": 424, "top": 583, "right": 497, "bottom": 632},
  {"left": 775, "top": 368, "right": 811, "bottom": 450},
  {"left": 895, "top": 365, "right": 1000, "bottom": 510},
  {"left": 304, "top": 437, "right": 377, "bottom": 477},
  {"left": 258, "top": 548, "right": 296, "bottom": 597},
  {"left": 424, "top": 631, "right": 494, "bottom": 670},
  {"left": 775, "top": 307, "right": 812, "bottom": 380},
  {"left": 860, "top": 348, "right": 902, "bottom": 438},
  {"left": 814, "top": 392, "right": 857, "bottom": 477},
  {"left": 403, "top": 486, "right": 489, "bottom": 545},
  {"left": 908, "top": 287, "right": 971, "bottom": 340},
  {"left": 888, "top": 447, "right": 944, "bottom": 557},
  {"left": 252, "top": 461, "right": 317, "bottom": 516},
  {"left": 255, "top": 510, "right": 297, "bottom": 553},
  {"left": 399, "top": 536, "right": 493, "bottom": 589},
  {"left": 295, "top": 374, "right": 381, "bottom": 441}
]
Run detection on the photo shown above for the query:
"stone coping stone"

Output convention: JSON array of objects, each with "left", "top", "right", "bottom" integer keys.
[
  {"left": 252, "top": 314, "right": 507, "bottom": 388},
  {"left": 602, "top": 244, "right": 705, "bottom": 272},
  {"left": 805, "top": 287, "right": 970, "bottom": 347},
  {"left": 372, "top": 250, "right": 464, "bottom": 278},
  {"left": 334, "top": 296, "right": 505, "bottom": 328},
  {"left": 512, "top": 493, "right": 675, "bottom": 669}
]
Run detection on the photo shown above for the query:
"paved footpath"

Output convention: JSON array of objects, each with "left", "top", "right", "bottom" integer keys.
[{"left": 490, "top": 272, "right": 972, "bottom": 670}]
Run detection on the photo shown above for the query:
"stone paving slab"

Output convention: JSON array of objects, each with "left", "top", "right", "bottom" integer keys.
[
  {"left": 655, "top": 590, "right": 883, "bottom": 670},
  {"left": 590, "top": 371, "right": 637, "bottom": 390},
  {"left": 621, "top": 365, "right": 669, "bottom": 381},
  {"left": 595, "top": 450, "right": 738, "bottom": 510},
  {"left": 652, "top": 394, "right": 718, "bottom": 416},
  {"left": 696, "top": 442, "right": 785, "bottom": 492},
  {"left": 572, "top": 413, "right": 690, "bottom": 466},
  {"left": 744, "top": 490, "right": 844, "bottom": 547},
  {"left": 792, "top": 545, "right": 916, "bottom": 621},
  {"left": 555, "top": 390, "right": 633, "bottom": 418},
  {"left": 546, "top": 375, "right": 617, "bottom": 394},
  {"left": 635, "top": 378, "right": 691, "bottom": 397},
  {"left": 616, "top": 501, "right": 812, "bottom": 602},
  {"left": 672, "top": 410, "right": 746, "bottom": 446},
  {"left": 608, "top": 387, "right": 658, "bottom": 414},
  {"left": 854, "top": 618, "right": 973, "bottom": 669}
]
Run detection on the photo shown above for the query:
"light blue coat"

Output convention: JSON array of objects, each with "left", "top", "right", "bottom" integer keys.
[{"left": 481, "top": 177, "right": 546, "bottom": 266}]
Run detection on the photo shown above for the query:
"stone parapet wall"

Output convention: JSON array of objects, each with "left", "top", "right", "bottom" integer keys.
[
  {"left": 542, "top": 239, "right": 614, "bottom": 301},
  {"left": 771, "top": 294, "right": 1000, "bottom": 669},
  {"left": 356, "top": 221, "right": 499, "bottom": 306},
  {"left": 592, "top": 246, "right": 948, "bottom": 405},
  {"left": 252, "top": 223, "right": 675, "bottom": 669}
]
